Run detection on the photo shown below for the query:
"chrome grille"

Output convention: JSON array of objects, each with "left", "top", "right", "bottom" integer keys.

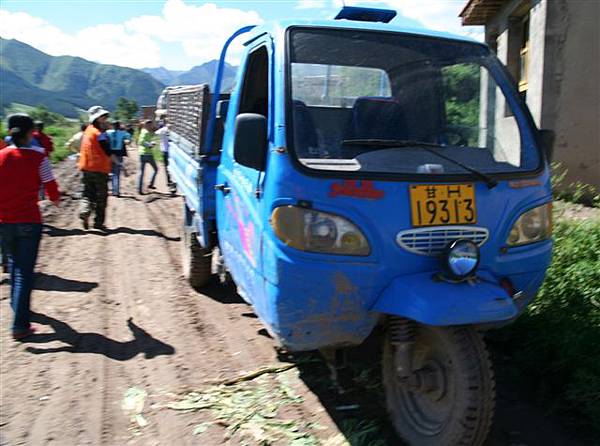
[{"left": 396, "top": 226, "right": 489, "bottom": 256}]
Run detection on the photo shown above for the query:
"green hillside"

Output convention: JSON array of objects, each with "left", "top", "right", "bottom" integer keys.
[{"left": 0, "top": 38, "right": 165, "bottom": 118}]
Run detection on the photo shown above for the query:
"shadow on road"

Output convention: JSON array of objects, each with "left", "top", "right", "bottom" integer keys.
[
  {"left": 281, "top": 330, "right": 402, "bottom": 446},
  {"left": 23, "top": 313, "right": 175, "bottom": 361},
  {"left": 114, "top": 194, "right": 142, "bottom": 202},
  {"left": 43, "top": 224, "right": 180, "bottom": 241},
  {"left": 33, "top": 272, "right": 98, "bottom": 292},
  {"left": 143, "top": 192, "right": 177, "bottom": 203},
  {"left": 197, "top": 280, "right": 245, "bottom": 305}
]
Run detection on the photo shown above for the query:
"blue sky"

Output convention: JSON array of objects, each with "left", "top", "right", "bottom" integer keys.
[{"left": 0, "top": 0, "right": 480, "bottom": 70}]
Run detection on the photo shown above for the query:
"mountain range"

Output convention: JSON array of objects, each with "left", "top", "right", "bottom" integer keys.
[
  {"left": 143, "top": 60, "right": 237, "bottom": 89},
  {"left": 0, "top": 38, "right": 238, "bottom": 119},
  {"left": 0, "top": 38, "right": 165, "bottom": 118}
]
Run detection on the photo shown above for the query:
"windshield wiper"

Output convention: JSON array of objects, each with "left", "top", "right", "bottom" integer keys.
[{"left": 342, "top": 139, "right": 498, "bottom": 189}]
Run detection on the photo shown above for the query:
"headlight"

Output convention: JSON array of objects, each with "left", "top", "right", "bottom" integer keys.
[
  {"left": 271, "top": 206, "right": 370, "bottom": 256},
  {"left": 506, "top": 203, "right": 552, "bottom": 246},
  {"left": 443, "top": 239, "right": 480, "bottom": 280}
]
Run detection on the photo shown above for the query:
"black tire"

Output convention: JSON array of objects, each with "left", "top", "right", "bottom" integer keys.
[
  {"left": 382, "top": 325, "right": 495, "bottom": 446},
  {"left": 180, "top": 226, "right": 212, "bottom": 290}
]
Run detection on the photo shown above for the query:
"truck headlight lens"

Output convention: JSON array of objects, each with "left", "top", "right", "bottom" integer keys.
[
  {"left": 444, "top": 239, "right": 480, "bottom": 279},
  {"left": 506, "top": 203, "right": 552, "bottom": 246},
  {"left": 271, "top": 206, "right": 370, "bottom": 255}
]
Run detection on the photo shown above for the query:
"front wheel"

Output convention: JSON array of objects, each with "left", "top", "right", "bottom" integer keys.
[
  {"left": 382, "top": 323, "right": 495, "bottom": 446},
  {"left": 180, "top": 225, "right": 212, "bottom": 290}
]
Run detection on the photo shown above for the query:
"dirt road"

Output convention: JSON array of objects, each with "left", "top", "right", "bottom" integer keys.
[{"left": 0, "top": 155, "right": 587, "bottom": 446}]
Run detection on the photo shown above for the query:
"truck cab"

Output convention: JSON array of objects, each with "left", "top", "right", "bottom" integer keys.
[{"left": 212, "top": 18, "right": 551, "bottom": 347}]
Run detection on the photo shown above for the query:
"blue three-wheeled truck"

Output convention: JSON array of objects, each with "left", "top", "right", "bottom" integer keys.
[{"left": 163, "top": 7, "right": 554, "bottom": 445}]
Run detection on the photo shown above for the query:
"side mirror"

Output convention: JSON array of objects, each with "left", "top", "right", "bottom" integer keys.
[
  {"left": 216, "top": 100, "right": 229, "bottom": 121},
  {"left": 234, "top": 113, "right": 267, "bottom": 171},
  {"left": 539, "top": 129, "right": 555, "bottom": 162}
]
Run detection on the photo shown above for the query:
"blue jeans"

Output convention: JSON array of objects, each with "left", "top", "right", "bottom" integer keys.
[
  {"left": 112, "top": 156, "right": 123, "bottom": 196},
  {"left": 0, "top": 223, "right": 42, "bottom": 331},
  {"left": 137, "top": 154, "right": 158, "bottom": 193}
]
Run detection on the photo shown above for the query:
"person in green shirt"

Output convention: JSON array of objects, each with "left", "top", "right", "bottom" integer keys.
[{"left": 137, "top": 120, "right": 158, "bottom": 194}]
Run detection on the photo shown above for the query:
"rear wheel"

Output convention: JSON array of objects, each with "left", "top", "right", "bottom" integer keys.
[
  {"left": 180, "top": 225, "right": 212, "bottom": 290},
  {"left": 382, "top": 324, "right": 495, "bottom": 446}
]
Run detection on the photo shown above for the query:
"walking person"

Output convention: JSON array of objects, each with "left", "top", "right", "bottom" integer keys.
[
  {"left": 65, "top": 123, "right": 88, "bottom": 153},
  {"left": 32, "top": 121, "right": 54, "bottom": 158},
  {"left": 107, "top": 121, "right": 131, "bottom": 197},
  {"left": 137, "top": 120, "right": 158, "bottom": 195},
  {"left": 28, "top": 121, "right": 53, "bottom": 201},
  {"left": 154, "top": 119, "right": 174, "bottom": 193},
  {"left": 78, "top": 106, "right": 112, "bottom": 230},
  {"left": 0, "top": 113, "right": 61, "bottom": 340}
]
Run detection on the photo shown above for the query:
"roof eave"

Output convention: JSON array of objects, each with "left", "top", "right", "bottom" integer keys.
[{"left": 459, "top": 0, "right": 507, "bottom": 26}]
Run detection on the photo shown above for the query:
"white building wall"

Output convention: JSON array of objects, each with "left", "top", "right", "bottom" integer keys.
[
  {"left": 543, "top": 0, "right": 600, "bottom": 188},
  {"left": 481, "top": 0, "right": 600, "bottom": 188}
]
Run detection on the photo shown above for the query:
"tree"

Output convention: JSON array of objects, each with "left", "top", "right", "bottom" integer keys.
[
  {"left": 113, "top": 98, "right": 139, "bottom": 122},
  {"left": 442, "top": 63, "right": 480, "bottom": 146},
  {"left": 30, "top": 106, "right": 67, "bottom": 126}
]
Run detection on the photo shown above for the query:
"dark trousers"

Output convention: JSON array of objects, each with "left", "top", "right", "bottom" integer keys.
[
  {"left": 162, "top": 151, "right": 172, "bottom": 186},
  {"left": 80, "top": 171, "right": 108, "bottom": 226},
  {"left": 0, "top": 223, "right": 42, "bottom": 331},
  {"left": 138, "top": 154, "right": 158, "bottom": 193}
]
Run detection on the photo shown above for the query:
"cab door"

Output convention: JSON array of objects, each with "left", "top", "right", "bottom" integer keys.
[{"left": 215, "top": 41, "right": 271, "bottom": 303}]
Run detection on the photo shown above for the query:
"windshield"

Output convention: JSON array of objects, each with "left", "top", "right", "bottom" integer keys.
[{"left": 287, "top": 28, "right": 541, "bottom": 176}]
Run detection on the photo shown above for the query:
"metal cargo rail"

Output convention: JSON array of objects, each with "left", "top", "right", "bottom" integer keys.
[{"left": 165, "top": 84, "right": 211, "bottom": 158}]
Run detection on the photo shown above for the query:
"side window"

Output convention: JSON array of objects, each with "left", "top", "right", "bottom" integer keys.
[{"left": 238, "top": 46, "right": 269, "bottom": 119}]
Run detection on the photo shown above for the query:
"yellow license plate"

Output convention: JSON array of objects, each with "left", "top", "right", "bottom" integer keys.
[{"left": 410, "top": 184, "right": 476, "bottom": 227}]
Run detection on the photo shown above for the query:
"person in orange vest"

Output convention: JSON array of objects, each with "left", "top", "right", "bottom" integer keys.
[{"left": 78, "top": 106, "right": 113, "bottom": 231}]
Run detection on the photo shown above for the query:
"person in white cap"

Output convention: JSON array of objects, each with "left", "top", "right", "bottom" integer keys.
[{"left": 78, "top": 106, "right": 113, "bottom": 230}]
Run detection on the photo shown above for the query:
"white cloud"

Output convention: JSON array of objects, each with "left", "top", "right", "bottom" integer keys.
[
  {"left": 384, "top": 0, "right": 482, "bottom": 38},
  {"left": 0, "top": 0, "right": 481, "bottom": 72},
  {"left": 0, "top": 0, "right": 263, "bottom": 70},
  {"left": 296, "top": 0, "right": 328, "bottom": 9},
  {"left": 126, "top": 0, "right": 263, "bottom": 65},
  {"left": 330, "top": 0, "right": 482, "bottom": 39},
  {"left": 0, "top": 10, "right": 161, "bottom": 68}
]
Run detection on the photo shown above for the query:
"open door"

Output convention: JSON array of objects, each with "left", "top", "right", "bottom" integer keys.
[{"left": 215, "top": 42, "right": 271, "bottom": 303}]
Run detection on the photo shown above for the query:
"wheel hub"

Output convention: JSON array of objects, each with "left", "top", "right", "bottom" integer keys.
[
  {"left": 402, "top": 360, "right": 447, "bottom": 401},
  {"left": 393, "top": 341, "right": 447, "bottom": 401}
]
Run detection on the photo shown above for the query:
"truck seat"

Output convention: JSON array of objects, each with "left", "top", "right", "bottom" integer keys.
[
  {"left": 345, "top": 96, "right": 409, "bottom": 141},
  {"left": 292, "top": 100, "right": 319, "bottom": 157}
]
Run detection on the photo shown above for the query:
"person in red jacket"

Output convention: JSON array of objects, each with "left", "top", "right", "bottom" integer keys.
[
  {"left": 32, "top": 121, "right": 54, "bottom": 157},
  {"left": 0, "top": 113, "right": 60, "bottom": 340}
]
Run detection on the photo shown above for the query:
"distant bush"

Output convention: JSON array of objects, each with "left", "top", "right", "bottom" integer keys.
[
  {"left": 29, "top": 106, "right": 69, "bottom": 126},
  {"left": 490, "top": 219, "right": 600, "bottom": 435},
  {"left": 46, "top": 124, "right": 79, "bottom": 163},
  {"left": 552, "top": 162, "right": 600, "bottom": 208}
]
